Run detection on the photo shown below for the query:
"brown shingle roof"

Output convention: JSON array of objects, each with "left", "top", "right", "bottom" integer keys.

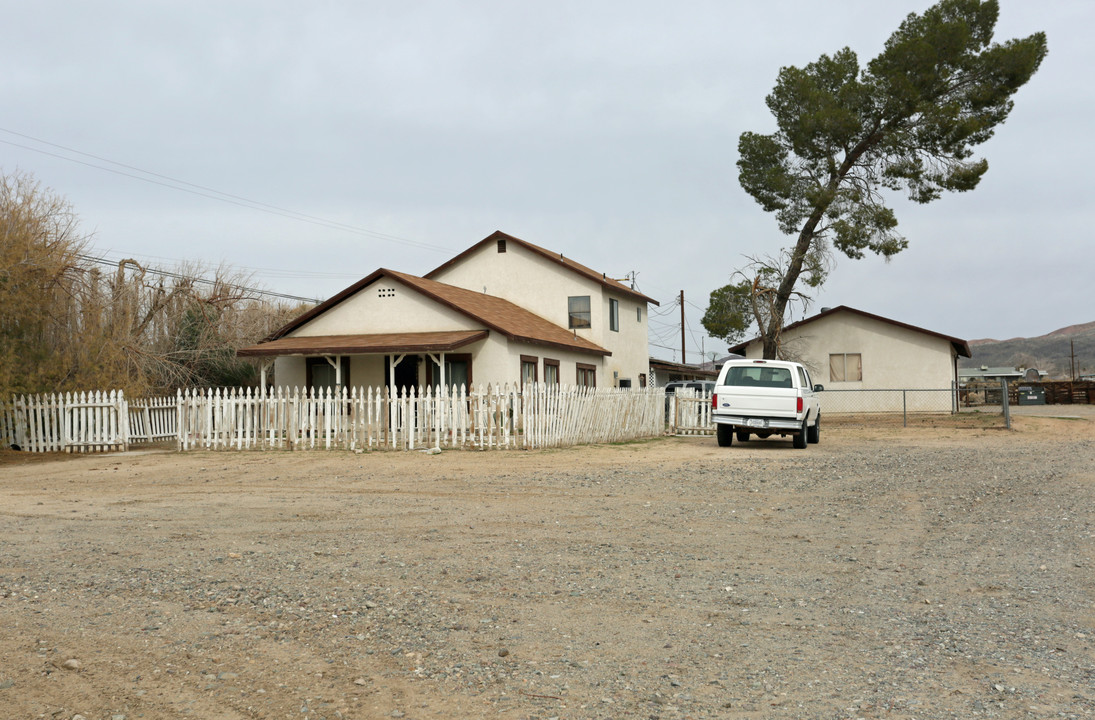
[
  {"left": 424, "top": 230, "right": 659, "bottom": 306},
  {"left": 246, "top": 269, "right": 610, "bottom": 357},
  {"left": 237, "top": 330, "right": 488, "bottom": 357}
]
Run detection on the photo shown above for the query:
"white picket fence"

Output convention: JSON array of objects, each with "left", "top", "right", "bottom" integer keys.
[
  {"left": 176, "top": 384, "right": 665, "bottom": 451},
  {"left": 0, "top": 391, "right": 129, "bottom": 453},
  {"left": 1, "top": 384, "right": 668, "bottom": 454}
]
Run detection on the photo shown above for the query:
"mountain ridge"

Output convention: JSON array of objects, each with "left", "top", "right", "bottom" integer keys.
[{"left": 961, "top": 321, "right": 1095, "bottom": 378}]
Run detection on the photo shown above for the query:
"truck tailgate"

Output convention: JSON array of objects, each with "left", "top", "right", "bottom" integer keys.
[{"left": 715, "top": 388, "right": 798, "bottom": 416}]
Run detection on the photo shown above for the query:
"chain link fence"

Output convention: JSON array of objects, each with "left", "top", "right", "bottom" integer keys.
[{"left": 818, "top": 387, "right": 957, "bottom": 417}]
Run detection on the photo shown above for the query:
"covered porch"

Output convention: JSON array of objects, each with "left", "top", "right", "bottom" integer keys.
[{"left": 237, "top": 330, "right": 488, "bottom": 392}]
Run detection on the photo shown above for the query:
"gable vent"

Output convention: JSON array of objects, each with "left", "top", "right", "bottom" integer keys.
[{"left": 378, "top": 287, "right": 396, "bottom": 298}]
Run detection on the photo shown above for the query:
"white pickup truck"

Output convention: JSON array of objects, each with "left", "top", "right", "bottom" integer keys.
[{"left": 711, "top": 359, "right": 822, "bottom": 449}]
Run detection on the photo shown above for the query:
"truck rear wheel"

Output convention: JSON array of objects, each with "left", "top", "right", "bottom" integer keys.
[
  {"left": 716, "top": 424, "right": 734, "bottom": 447},
  {"left": 792, "top": 419, "right": 808, "bottom": 449},
  {"left": 807, "top": 414, "right": 820, "bottom": 444}
]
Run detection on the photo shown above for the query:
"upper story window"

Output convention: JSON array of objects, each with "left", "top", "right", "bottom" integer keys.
[
  {"left": 609, "top": 299, "right": 619, "bottom": 332},
  {"left": 637, "top": 307, "right": 642, "bottom": 322},
  {"left": 497, "top": 239, "right": 506, "bottom": 253},
  {"left": 568, "top": 296, "right": 591, "bottom": 329}
]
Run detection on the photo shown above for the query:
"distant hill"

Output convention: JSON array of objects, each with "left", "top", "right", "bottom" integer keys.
[{"left": 961, "top": 321, "right": 1095, "bottom": 379}]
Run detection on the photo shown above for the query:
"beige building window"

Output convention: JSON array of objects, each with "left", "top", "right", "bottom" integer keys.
[
  {"left": 520, "top": 355, "right": 538, "bottom": 386},
  {"left": 568, "top": 296, "right": 591, "bottom": 329},
  {"left": 576, "top": 363, "right": 596, "bottom": 388},
  {"left": 544, "top": 358, "right": 560, "bottom": 384},
  {"left": 829, "top": 353, "right": 863, "bottom": 382}
]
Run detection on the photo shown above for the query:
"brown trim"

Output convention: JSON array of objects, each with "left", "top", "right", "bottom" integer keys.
[{"left": 576, "top": 362, "right": 597, "bottom": 388}]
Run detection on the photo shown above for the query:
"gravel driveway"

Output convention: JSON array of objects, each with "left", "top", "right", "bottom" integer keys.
[{"left": 1, "top": 413, "right": 1093, "bottom": 719}]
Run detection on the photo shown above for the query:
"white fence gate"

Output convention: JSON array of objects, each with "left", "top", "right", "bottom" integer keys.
[
  {"left": 669, "top": 389, "right": 714, "bottom": 436},
  {"left": 128, "top": 396, "right": 178, "bottom": 444}
]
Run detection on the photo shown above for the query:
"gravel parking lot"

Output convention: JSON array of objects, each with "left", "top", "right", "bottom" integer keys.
[{"left": 2, "top": 412, "right": 1093, "bottom": 719}]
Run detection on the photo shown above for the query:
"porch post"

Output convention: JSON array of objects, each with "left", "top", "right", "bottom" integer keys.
[
  {"left": 388, "top": 354, "right": 406, "bottom": 446},
  {"left": 259, "top": 360, "right": 273, "bottom": 390},
  {"left": 325, "top": 355, "right": 342, "bottom": 392}
]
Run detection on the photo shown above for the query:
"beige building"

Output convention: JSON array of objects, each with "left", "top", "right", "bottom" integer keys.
[
  {"left": 727, "top": 306, "right": 972, "bottom": 391},
  {"left": 238, "top": 231, "right": 658, "bottom": 391}
]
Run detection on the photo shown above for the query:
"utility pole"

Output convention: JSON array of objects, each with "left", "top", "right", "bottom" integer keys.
[{"left": 680, "top": 290, "right": 686, "bottom": 365}]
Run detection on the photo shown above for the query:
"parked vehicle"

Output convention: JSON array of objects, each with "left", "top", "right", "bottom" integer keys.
[
  {"left": 664, "top": 381, "right": 715, "bottom": 395},
  {"left": 711, "top": 359, "right": 822, "bottom": 449}
]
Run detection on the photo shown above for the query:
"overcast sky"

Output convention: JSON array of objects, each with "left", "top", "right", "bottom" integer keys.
[{"left": 3, "top": 1, "right": 1087, "bottom": 362}]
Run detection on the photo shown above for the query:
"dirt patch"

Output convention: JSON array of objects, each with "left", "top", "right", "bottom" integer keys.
[{"left": 2, "top": 415, "right": 1094, "bottom": 719}]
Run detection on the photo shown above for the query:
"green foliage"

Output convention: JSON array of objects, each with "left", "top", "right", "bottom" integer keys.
[
  {"left": 701, "top": 282, "right": 753, "bottom": 345},
  {"left": 732, "top": 0, "right": 1046, "bottom": 357}
]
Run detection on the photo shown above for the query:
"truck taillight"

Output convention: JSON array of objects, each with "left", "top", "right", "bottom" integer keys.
[
  {"left": 797, "top": 397, "right": 804, "bottom": 413},
  {"left": 712, "top": 393, "right": 718, "bottom": 410}
]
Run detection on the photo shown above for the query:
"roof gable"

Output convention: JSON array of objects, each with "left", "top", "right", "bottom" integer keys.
[
  {"left": 258, "top": 269, "right": 610, "bottom": 357},
  {"left": 728, "top": 306, "right": 972, "bottom": 358},
  {"left": 424, "top": 230, "right": 659, "bottom": 306}
]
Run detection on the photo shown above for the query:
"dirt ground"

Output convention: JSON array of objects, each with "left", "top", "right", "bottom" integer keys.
[{"left": 1, "top": 412, "right": 1094, "bottom": 720}]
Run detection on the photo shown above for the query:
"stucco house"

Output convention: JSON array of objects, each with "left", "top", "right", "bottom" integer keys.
[
  {"left": 647, "top": 359, "right": 718, "bottom": 387},
  {"left": 727, "top": 306, "right": 972, "bottom": 391},
  {"left": 238, "top": 231, "right": 658, "bottom": 391}
]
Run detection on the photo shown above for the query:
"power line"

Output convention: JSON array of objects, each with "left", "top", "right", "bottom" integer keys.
[
  {"left": 74, "top": 252, "right": 321, "bottom": 304},
  {"left": 0, "top": 127, "right": 453, "bottom": 253}
]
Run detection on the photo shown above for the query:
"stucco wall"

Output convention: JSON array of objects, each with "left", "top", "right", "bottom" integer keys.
[
  {"left": 431, "top": 242, "right": 650, "bottom": 387},
  {"left": 432, "top": 243, "right": 598, "bottom": 333},
  {"left": 739, "top": 311, "right": 957, "bottom": 389},
  {"left": 288, "top": 277, "right": 478, "bottom": 337}
]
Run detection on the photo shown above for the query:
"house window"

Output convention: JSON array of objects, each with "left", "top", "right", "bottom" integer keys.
[
  {"left": 829, "top": 353, "right": 862, "bottom": 382},
  {"left": 520, "top": 355, "right": 538, "bottom": 386},
  {"left": 497, "top": 238, "right": 506, "bottom": 253},
  {"left": 544, "top": 359, "right": 560, "bottom": 385},
  {"left": 568, "top": 296, "right": 591, "bottom": 329},
  {"left": 426, "top": 354, "right": 472, "bottom": 391},
  {"left": 307, "top": 356, "right": 350, "bottom": 392},
  {"left": 637, "top": 307, "right": 642, "bottom": 322},
  {"left": 576, "top": 362, "right": 596, "bottom": 388},
  {"left": 609, "top": 299, "right": 619, "bottom": 332},
  {"left": 638, "top": 373, "right": 647, "bottom": 388}
]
